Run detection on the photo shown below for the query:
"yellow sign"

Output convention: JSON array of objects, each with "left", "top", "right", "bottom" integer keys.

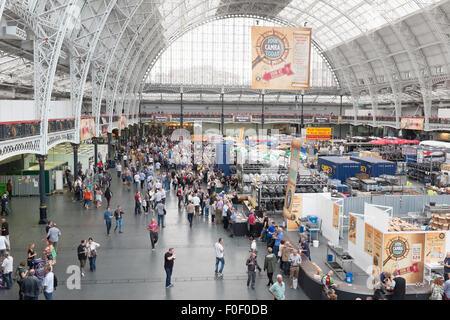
[
  {"left": 348, "top": 215, "right": 357, "bottom": 244},
  {"left": 383, "top": 233, "right": 425, "bottom": 284},
  {"left": 306, "top": 128, "right": 332, "bottom": 140},
  {"left": 251, "top": 26, "right": 312, "bottom": 90},
  {"left": 425, "top": 232, "right": 446, "bottom": 264}
]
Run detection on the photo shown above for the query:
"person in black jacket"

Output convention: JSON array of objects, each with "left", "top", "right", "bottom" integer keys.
[
  {"left": 246, "top": 252, "right": 261, "bottom": 290},
  {"left": 388, "top": 271, "right": 406, "bottom": 300},
  {"left": 77, "top": 239, "right": 88, "bottom": 277}
]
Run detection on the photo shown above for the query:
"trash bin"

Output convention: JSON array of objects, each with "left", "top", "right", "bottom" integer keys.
[
  {"left": 299, "top": 226, "right": 305, "bottom": 234},
  {"left": 308, "top": 216, "right": 318, "bottom": 224},
  {"left": 313, "top": 240, "right": 319, "bottom": 247},
  {"left": 345, "top": 273, "right": 353, "bottom": 284},
  {"left": 327, "top": 254, "right": 334, "bottom": 262}
]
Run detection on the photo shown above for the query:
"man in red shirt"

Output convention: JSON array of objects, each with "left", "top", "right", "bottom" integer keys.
[
  {"left": 146, "top": 218, "right": 159, "bottom": 250},
  {"left": 248, "top": 210, "right": 256, "bottom": 238},
  {"left": 134, "top": 191, "right": 141, "bottom": 215}
]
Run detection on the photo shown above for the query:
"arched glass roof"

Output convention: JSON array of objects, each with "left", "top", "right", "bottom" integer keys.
[{"left": 147, "top": 17, "right": 338, "bottom": 88}]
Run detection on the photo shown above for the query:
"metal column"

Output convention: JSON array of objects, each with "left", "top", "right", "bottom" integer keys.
[
  {"left": 339, "top": 95, "right": 343, "bottom": 138},
  {"left": 93, "top": 138, "right": 98, "bottom": 171},
  {"left": 180, "top": 91, "right": 184, "bottom": 129},
  {"left": 72, "top": 143, "right": 79, "bottom": 179},
  {"left": 107, "top": 132, "right": 112, "bottom": 161},
  {"left": 301, "top": 94, "right": 304, "bottom": 128},
  {"left": 261, "top": 91, "right": 265, "bottom": 131},
  {"left": 37, "top": 155, "right": 48, "bottom": 225},
  {"left": 221, "top": 91, "right": 224, "bottom": 136},
  {"left": 295, "top": 95, "right": 299, "bottom": 135}
]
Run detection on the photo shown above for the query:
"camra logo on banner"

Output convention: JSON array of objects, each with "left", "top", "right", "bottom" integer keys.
[{"left": 321, "top": 165, "right": 332, "bottom": 174}]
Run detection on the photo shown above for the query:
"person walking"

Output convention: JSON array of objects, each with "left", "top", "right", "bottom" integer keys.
[
  {"left": 215, "top": 238, "right": 225, "bottom": 277},
  {"left": 288, "top": 249, "right": 302, "bottom": 289},
  {"left": 114, "top": 205, "right": 124, "bottom": 233},
  {"left": 104, "top": 186, "right": 113, "bottom": 208},
  {"left": 42, "top": 265, "right": 54, "bottom": 300},
  {"left": 1, "top": 250, "right": 13, "bottom": 289},
  {"left": 16, "top": 261, "right": 28, "bottom": 300},
  {"left": 21, "top": 269, "right": 42, "bottom": 300},
  {"left": 146, "top": 218, "right": 159, "bottom": 251},
  {"left": 186, "top": 200, "right": 195, "bottom": 228},
  {"left": 0, "top": 234, "right": 9, "bottom": 258},
  {"left": 269, "top": 275, "right": 286, "bottom": 300},
  {"left": 77, "top": 239, "right": 88, "bottom": 277},
  {"left": 1, "top": 217, "right": 9, "bottom": 242},
  {"left": 264, "top": 247, "right": 277, "bottom": 286},
  {"left": 104, "top": 207, "right": 113, "bottom": 235},
  {"left": 44, "top": 222, "right": 61, "bottom": 250},
  {"left": 87, "top": 237, "right": 100, "bottom": 272},
  {"left": 134, "top": 191, "right": 142, "bottom": 215},
  {"left": 164, "top": 248, "right": 176, "bottom": 288},
  {"left": 155, "top": 201, "right": 166, "bottom": 228},
  {"left": 27, "top": 243, "right": 36, "bottom": 270},
  {"left": 246, "top": 252, "right": 261, "bottom": 290}
]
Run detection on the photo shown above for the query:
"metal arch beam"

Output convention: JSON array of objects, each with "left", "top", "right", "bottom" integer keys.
[
  {"left": 328, "top": 48, "right": 360, "bottom": 124},
  {"left": 33, "top": 0, "right": 85, "bottom": 155},
  {"left": 340, "top": 41, "right": 379, "bottom": 127},
  {"left": 419, "top": 4, "right": 450, "bottom": 74},
  {"left": 109, "top": 3, "right": 161, "bottom": 129},
  {"left": 89, "top": 0, "right": 144, "bottom": 134},
  {"left": 69, "top": 0, "right": 118, "bottom": 142},
  {"left": 395, "top": 19, "right": 433, "bottom": 130},
  {"left": 0, "top": 1, "right": 6, "bottom": 25},
  {"left": 370, "top": 30, "right": 403, "bottom": 129},
  {"left": 123, "top": 1, "right": 348, "bottom": 90},
  {"left": 129, "top": 10, "right": 347, "bottom": 105}
]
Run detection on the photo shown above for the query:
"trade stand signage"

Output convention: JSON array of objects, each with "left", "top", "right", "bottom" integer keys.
[
  {"left": 306, "top": 127, "right": 331, "bottom": 140},
  {"left": 424, "top": 232, "right": 446, "bottom": 264},
  {"left": 232, "top": 115, "right": 253, "bottom": 123},
  {"left": 287, "top": 194, "right": 303, "bottom": 231},
  {"left": 382, "top": 233, "right": 425, "bottom": 284},
  {"left": 364, "top": 223, "right": 374, "bottom": 255},
  {"left": 33, "top": 258, "right": 46, "bottom": 280},
  {"left": 283, "top": 138, "right": 302, "bottom": 225},
  {"left": 251, "top": 26, "right": 312, "bottom": 90},
  {"left": 313, "top": 116, "right": 330, "bottom": 124},
  {"left": 80, "top": 118, "right": 95, "bottom": 141},
  {"left": 400, "top": 117, "right": 424, "bottom": 130},
  {"left": 153, "top": 115, "right": 172, "bottom": 123},
  {"left": 348, "top": 215, "right": 357, "bottom": 244},
  {"left": 332, "top": 204, "right": 339, "bottom": 230},
  {"left": 373, "top": 228, "right": 383, "bottom": 272}
]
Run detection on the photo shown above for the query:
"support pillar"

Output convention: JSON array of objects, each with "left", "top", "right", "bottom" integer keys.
[
  {"left": 301, "top": 94, "right": 304, "bottom": 128},
  {"left": 295, "top": 95, "right": 300, "bottom": 136},
  {"left": 72, "top": 143, "right": 79, "bottom": 179},
  {"left": 339, "top": 95, "right": 343, "bottom": 138},
  {"left": 180, "top": 91, "right": 184, "bottom": 129},
  {"left": 261, "top": 90, "right": 265, "bottom": 131},
  {"left": 221, "top": 91, "right": 224, "bottom": 136},
  {"left": 107, "top": 132, "right": 112, "bottom": 161},
  {"left": 93, "top": 138, "right": 98, "bottom": 170},
  {"left": 37, "top": 155, "right": 48, "bottom": 225}
]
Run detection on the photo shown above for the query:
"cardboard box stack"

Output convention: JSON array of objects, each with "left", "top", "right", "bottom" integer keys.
[
  {"left": 388, "top": 218, "right": 421, "bottom": 232},
  {"left": 430, "top": 213, "right": 450, "bottom": 231}
]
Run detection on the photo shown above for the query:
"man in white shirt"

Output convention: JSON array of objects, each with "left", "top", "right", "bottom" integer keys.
[
  {"left": 1, "top": 250, "right": 13, "bottom": 289},
  {"left": 42, "top": 265, "right": 54, "bottom": 300},
  {"left": 116, "top": 163, "right": 122, "bottom": 178},
  {"left": 192, "top": 194, "right": 200, "bottom": 216},
  {"left": 155, "top": 180, "right": 162, "bottom": 190},
  {"left": 215, "top": 238, "right": 225, "bottom": 277},
  {"left": 123, "top": 154, "right": 128, "bottom": 167},
  {"left": 134, "top": 173, "right": 140, "bottom": 190},
  {"left": 160, "top": 188, "right": 166, "bottom": 204},
  {"left": 249, "top": 236, "right": 257, "bottom": 254},
  {"left": 0, "top": 234, "right": 10, "bottom": 257},
  {"left": 288, "top": 249, "right": 302, "bottom": 289}
]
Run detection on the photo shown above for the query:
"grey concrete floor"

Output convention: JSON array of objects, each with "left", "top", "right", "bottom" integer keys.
[{"left": 0, "top": 173, "right": 310, "bottom": 300}]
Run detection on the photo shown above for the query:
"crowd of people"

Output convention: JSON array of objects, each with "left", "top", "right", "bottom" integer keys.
[{"left": 1, "top": 130, "right": 450, "bottom": 301}]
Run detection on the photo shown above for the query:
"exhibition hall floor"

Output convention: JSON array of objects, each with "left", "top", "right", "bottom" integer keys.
[{"left": 0, "top": 174, "right": 310, "bottom": 300}]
